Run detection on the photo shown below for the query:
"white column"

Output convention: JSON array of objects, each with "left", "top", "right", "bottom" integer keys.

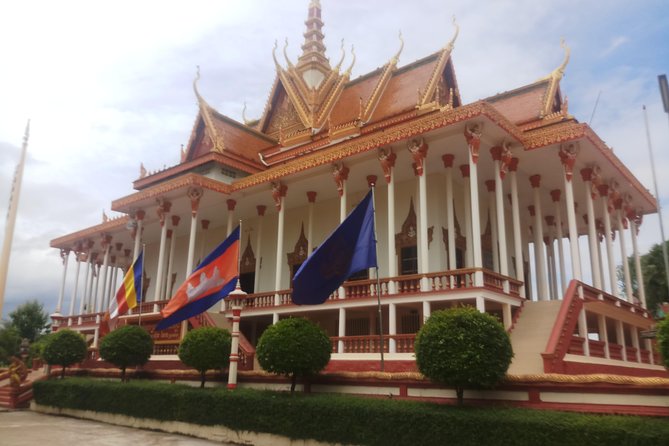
[
  {"left": 307, "top": 192, "right": 316, "bottom": 255},
  {"left": 226, "top": 199, "right": 236, "bottom": 236},
  {"left": 338, "top": 308, "right": 346, "bottom": 353},
  {"left": 545, "top": 224, "right": 558, "bottom": 299},
  {"left": 96, "top": 241, "right": 110, "bottom": 313},
  {"left": 92, "top": 263, "right": 101, "bottom": 313},
  {"left": 552, "top": 191, "right": 567, "bottom": 296},
  {"left": 476, "top": 296, "right": 485, "bottom": 313},
  {"left": 581, "top": 170, "right": 602, "bottom": 289},
  {"left": 443, "top": 155, "right": 456, "bottom": 273},
  {"left": 461, "top": 166, "right": 473, "bottom": 268},
  {"left": 79, "top": 250, "right": 92, "bottom": 314},
  {"left": 509, "top": 161, "right": 525, "bottom": 297},
  {"left": 254, "top": 206, "right": 266, "bottom": 293},
  {"left": 597, "top": 314, "right": 610, "bottom": 359},
  {"left": 388, "top": 303, "right": 397, "bottom": 353},
  {"left": 469, "top": 155, "right": 483, "bottom": 286},
  {"left": 273, "top": 184, "right": 287, "bottom": 306},
  {"left": 55, "top": 249, "right": 70, "bottom": 314},
  {"left": 386, "top": 162, "right": 397, "bottom": 293},
  {"left": 417, "top": 157, "right": 429, "bottom": 291},
  {"left": 132, "top": 210, "right": 145, "bottom": 260},
  {"left": 502, "top": 304, "right": 512, "bottom": 330},
  {"left": 492, "top": 151, "right": 509, "bottom": 292},
  {"left": 601, "top": 191, "right": 617, "bottom": 296},
  {"left": 561, "top": 160, "right": 582, "bottom": 281},
  {"left": 338, "top": 178, "right": 347, "bottom": 299},
  {"left": 616, "top": 320, "right": 627, "bottom": 361},
  {"left": 629, "top": 216, "right": 646, "bottom": 308},
  {"left": 631, "top": 326, "right": 641, "bottom": 362},
  {"left": 153, "top": 201, "right": 171, "bottom": 302},
  {"left": 68, "top": 251, "right": 82, "bottom": 316},
  {"left": 185, "top": 188, "right": 202, "bottom": 274},
  {"left": 486, "top": 181, "right": 499, "bottom": 273},
  {"left": 165, "top": 226, "right": 177, "bottom": 299},
  {"left": 616, "top": 207, "right": 633, "bottom": 301},
  {"left": 578, "top": 308, "right": 590, "bottom": 356},
  {"left": 530, "top": 175, "right": 549, "bottom": 300},
  {"left": 198, "top": 219, "right": 210, "bottom": 265},
  {"left": 422, "top": 301, "right": 431, "bottom": 323}
]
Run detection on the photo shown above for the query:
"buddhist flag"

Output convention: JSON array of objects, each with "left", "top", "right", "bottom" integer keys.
[
  {"left": 292, "top": 190, "right": 377, "bottom": 305},
  {"left": 156, "top": 226, "right": 239, "bottom": 330},
  {"left": 101, "top": 251, "right": 143, "bottom": 335}
]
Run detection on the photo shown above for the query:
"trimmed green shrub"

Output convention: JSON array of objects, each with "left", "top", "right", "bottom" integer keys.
[
  {"left": 256, "top": 317, "right": 331, "bottom": 392},
  {"left": 415, "top": 307, "right": 513, "bottom": 405},
  {"left": 33, "top": 378, "right": 669, "bottom": 446},
  {"left": 657, "top": 317, "right": 669, "bottom": 369},
  {"left": 0, "top": 325, "right": 20, "bottom": 365},
  {"left": 178, "top": 327, "right": 231, "bottom": 388},
  {"left": 42, "top": 330, "right": 87, "bottom": 378},
  {"left": 99, "top": 325, "right": 153, "bottom": 382}
]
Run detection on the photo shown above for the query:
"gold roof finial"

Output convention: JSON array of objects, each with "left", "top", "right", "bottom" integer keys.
[
  {"left": 391, "top": 31, "right": 405, "bottom": 64},
  {"left": 539, "top": 38, "right": 570, "bottom": 82},
  {"left": 333, "top": 39, "right": 346, "bottom": 71},
  {"left": 283, "top": 38, "right": 295, "bottom": 69},
  {"left": 272, "top": 40, "right": 283, "bottom": 71},
  {"left": 345, "top": 45, "right": 356, "bottom": 76},
  {"left": 191, "top": 65, "right": 223, "bottom": 153},
  {"left": 445, "top": 16, "right": 459, "bottom": 52}
]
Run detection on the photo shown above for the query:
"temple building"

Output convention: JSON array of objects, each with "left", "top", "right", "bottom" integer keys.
[{"left": 47, "top": 0, "right": 668, "bottom": 414}]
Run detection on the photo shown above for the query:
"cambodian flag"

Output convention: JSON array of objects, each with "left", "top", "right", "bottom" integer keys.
[{"left": 156, "top": 226, "right": 239, "bottom": 330}]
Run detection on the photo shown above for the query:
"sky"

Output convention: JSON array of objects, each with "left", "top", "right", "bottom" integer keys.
[{"left": 0, "top": 0, "right": 667, "bottom": 318}]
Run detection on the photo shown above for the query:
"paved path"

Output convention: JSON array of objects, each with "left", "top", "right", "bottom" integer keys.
[{"left": 0, "top": 410, "right": 232, "bottom": 445}]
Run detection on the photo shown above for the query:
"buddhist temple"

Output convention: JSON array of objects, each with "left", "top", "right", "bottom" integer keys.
[{"left": 42, "top": 0, "right": 668, "bottom": 415}]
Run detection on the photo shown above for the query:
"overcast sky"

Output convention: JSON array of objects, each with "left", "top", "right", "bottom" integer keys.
[{"left": 0, "top": 0, "right": 667, "bottom": 318}]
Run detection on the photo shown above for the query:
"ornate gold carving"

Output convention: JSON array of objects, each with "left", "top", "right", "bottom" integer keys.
[{"left": 417, "top": 16, "right": 459, "bottom": 111}]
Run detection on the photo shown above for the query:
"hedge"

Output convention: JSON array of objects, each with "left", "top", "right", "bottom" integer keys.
[{"left": 33, "top": 378, "right": 669, "bottom": 446}]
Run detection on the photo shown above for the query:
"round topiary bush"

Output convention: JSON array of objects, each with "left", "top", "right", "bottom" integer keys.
[
  {"left": 415, "top": 307, "right": 514, "bottom": 405},
  {"left": 99, "top": 325, "right": 153, "bottom": 382},
  {"left": 42, "top": 329, "right": 87, "bottom": 379},
  {"left": 657, "top": 317, "right": 669, "bottom": 369},
  {"left": 178, "top": 327, "right": 231, "bottom": 388},
  {"left": 256, "top": 317, "right": 331, "bottom": 392}
]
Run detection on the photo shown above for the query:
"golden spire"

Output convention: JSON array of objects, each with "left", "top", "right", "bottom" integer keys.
[{"left": 296, "top": 0, "right": 330, "bottom": 88}]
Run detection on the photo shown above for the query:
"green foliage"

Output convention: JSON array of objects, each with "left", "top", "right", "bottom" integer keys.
[
  {"left": 623, "top": 241, "right": 669, "bottom": 316},
  {"left": 9, "top": 300, "right": 49, "bottom": 342},
  {"left": 42, "top": 330, "right": 87, "bottom": 378},
  {"left": 256, "top": 318, "right": 331, "bottom": 392},
  {"left": 178, "top": 327, "right": 231, "bottom": 388},
  {"left": 33, "top": 378, "right": 669, "bottom": 446},
  {"left": 99, "top": 325, "right": 153, "bottom": 381},
  {"left": 0, "top": 324, "right": 21, "bottom": 365},
  {"left": 415, "top": 307, "right": 513, "bottom": 405},
  {"left": 657, "top": 317, "right": 669, "bottom": 369}
]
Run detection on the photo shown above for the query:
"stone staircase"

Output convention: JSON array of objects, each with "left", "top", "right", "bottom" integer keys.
[{"left": 508, "top": 301, "right": 562, "bottom": 375}]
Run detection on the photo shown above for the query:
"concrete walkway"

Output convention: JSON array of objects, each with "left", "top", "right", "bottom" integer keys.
[{"left": 0, "top": 410, "right": 231, "bottom": 445}]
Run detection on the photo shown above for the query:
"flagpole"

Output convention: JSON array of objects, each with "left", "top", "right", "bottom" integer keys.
[
  {"left": 370, "top": 183, "right": 385, "bottom": 372},
  {"left": 138, "top": 244, "right": 145, "bottom": 327}
]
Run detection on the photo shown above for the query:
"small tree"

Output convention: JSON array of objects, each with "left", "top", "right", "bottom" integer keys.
[
  {"left": 657, "top": 317, "right": 669, "bottom": 369},
  {"left": 99, "top": 325, "right": 153, "bottom": 382},
  {"left": 0, "top": 324, "right": 21, "bottom": 366},
  {"left": 415, "top": 307, "right": 514, "bottom": 405},
  {"left": 9, "top": 300, "right": 49, "bottom": 342},
  {"left": 256, "top": 318, "right": 331, "bottom": 393},
  {"left": 42, "top": 330, "right": 87, "bottom": 379},
  {"left": 178, "top": 327, "right": 231, "bottom": 388}
]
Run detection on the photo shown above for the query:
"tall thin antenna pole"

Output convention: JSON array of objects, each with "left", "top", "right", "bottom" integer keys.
[
  {"left": 370, "top": 184, "right": 385, "bottom": 372},
  {"left": 589, "top": 90, "right": 602, "bottom": 126},
  {"left": 0, "top": 120, "right": 30, "bottom": 320},
  {"left": 642, "top": 105, "right": 669, "bottom": 299}
]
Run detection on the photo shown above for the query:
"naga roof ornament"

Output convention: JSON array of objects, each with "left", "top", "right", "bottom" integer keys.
[
  {"left": 417, "top": 16, "right": 459, "bottom": 111},
  {"left": 538, "top": 38, "right": 570, "bottom": 118},
  {"left": 193, "top": 66, "right": 224, "bottom": 153}
]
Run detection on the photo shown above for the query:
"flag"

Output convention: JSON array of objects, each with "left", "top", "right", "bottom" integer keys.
[
  {"left": 101, "top": 250, "right": 143, "bottom": 335},
  {"left": 292, "top": 190, "right": 377, "bottom": 305},
  {"left": 156, "top": 226, "right": 239, "bottom": 330}
]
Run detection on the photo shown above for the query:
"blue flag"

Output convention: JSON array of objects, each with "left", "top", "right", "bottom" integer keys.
[{"left": 292, "top": 190, "right": 377, "bottom": 305}]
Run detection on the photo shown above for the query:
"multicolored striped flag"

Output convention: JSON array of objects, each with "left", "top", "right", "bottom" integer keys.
[
  {"left": 109, "top": 250, "right": 144, "bottom": 319},
  {"left": 156, "top": 226, "right": 239, "bottom": 330}
]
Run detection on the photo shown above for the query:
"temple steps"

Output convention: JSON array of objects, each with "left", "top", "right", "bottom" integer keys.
[{"left": 508, "top": 300, "right": 562, "bottom": 375}]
